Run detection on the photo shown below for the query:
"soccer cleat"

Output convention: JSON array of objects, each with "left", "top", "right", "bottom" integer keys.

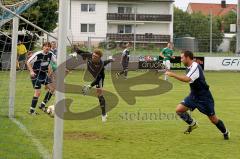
[
  {"left": 102, "top": 114, "right": 108, "bottom": 122},
  {"left": 40, "top": 107, "right": 47, "bottom": 113},
  {"left": 28, "top": 110, "right": 39, "bottom": 116},
  {"left": 184, "top": 122, "right": 198, "bottom": 134},
  {"left": 82, "top": 85, "right": 91, "bottom": 96},
  {"left": 39, "top": 103, "right": 47, "bottom": 113},
  {"left": 223, "top": 131, "right": 230, "bottom": 140},
  {"left": 115, "top": 73, "right": 120, "bottom": 79}
]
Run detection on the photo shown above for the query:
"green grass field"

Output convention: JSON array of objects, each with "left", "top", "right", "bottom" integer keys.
[{"left": 0, "top": 70, "right": 239, "bottom": 159}]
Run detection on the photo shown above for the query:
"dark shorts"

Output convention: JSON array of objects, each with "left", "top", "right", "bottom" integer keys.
[
  {"left": 18, "top": 54, "right": 26, "bottom": 62},
  {"left": 31, "top": 73, "right": 52, "bottom": 89},
  {"left": 96, "top": 78, "right": 104, "bottom": 88},
  {"left": 181, "top": 91, "right": 215, "bottom": 116},
  {"left": 122, "top": 61, "right": 129, "bottom": 70}
]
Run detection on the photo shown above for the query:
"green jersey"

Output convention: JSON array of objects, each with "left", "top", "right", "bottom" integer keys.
[{"left": 161, "top": 47, "right": 173, "bottom": 61}]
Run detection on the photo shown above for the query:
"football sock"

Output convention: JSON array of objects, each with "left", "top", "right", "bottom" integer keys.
[
  {"left": 124, "top": 69, "right": 128, "bottom": 77},
  {"left": 98, "top": 95, "right": 106, "bottom": 116},
  {"left": 119, "top": 70, "right": 124, "bottom": 75},
  {"left": 215, "top": 120, "right": 227, "bottom": 134},
  {"left": 42, "top": 91, "right": 53, "bottom": 106},
  {"left": 30, "top": 96, "right": 39, "bottom": 112},
  {"left": 177, "top": 112, "right": 194, "bottom": 125}
]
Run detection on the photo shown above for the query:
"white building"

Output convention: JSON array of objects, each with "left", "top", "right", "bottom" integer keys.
[{"left": 67, "top": 0, "right": 174, "bottom": 45}]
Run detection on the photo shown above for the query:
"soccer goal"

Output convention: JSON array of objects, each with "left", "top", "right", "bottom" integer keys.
[{"left": 0, "top": 0, "right": 68, "bottom": 158}]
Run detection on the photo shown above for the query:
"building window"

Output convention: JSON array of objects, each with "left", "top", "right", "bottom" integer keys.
[
  {"left": 81, "top": 24, "right": 88, "bottom": 32},
  {"left": 89, "top": 24, "right": 95, "bottom": 32},
  {"left": 125, "top": 25, "right": 132, "bottom": 33},
  {"left": 118, "top": 25, "right": 132, "bottom": 34},
  {"left": 118, "top": 7, "right": 124, "bottom": 14},
  {"left": 81, "top": 24, "right": 95, "bottom": 33},
  {"left": 81, "top": 4, "right": 88, "bottom": 12},
  {"left": 89, "top": 4, "right": 96, "bottom": 12},
  {"left": 126, "top": 7, "right": 132, "bottom": 14},
  {"left": 81, "top": 4, "right": 95, "bottom": 12},
  {"left": 118, "top": 6, "right": 132, "bottom": 14},
  {"left": 118, "top": 25, "right": 124, "bottom": 33}
]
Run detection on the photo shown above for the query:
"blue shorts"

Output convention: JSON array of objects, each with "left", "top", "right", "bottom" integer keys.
[
  {"left": 31, "top": 73, "right": 52, "bottom": 89},
  {"left": 181, "top": 92, "right": 215, "bottom": 116}
]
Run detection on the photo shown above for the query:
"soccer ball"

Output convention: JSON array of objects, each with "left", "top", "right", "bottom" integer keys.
[{"left": 47, "top": 105, "right": 55, "bottom": 117}]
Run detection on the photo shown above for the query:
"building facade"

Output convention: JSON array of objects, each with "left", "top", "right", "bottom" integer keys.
[{"left": 68, "top": 0, "right": 174, "bottom": 45}]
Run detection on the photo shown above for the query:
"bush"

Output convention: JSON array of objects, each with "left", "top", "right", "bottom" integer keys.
[{"left": 230, "top": 36, "right": 236, "bottom": 53}]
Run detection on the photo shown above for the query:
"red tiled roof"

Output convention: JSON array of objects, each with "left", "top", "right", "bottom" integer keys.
[{"left": 187, "top": 3, "right": 237, "bottom": 16}]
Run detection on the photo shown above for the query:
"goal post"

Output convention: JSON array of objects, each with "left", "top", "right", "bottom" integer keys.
[
  {"left": 8, "top": 16, "right": 19, "bottom": 118},
  {"left": 1, "top": 0, "right": 68, "bottom": 158},
  {"left": 53, "top": 0, "right": 69, "bottom": 158}
]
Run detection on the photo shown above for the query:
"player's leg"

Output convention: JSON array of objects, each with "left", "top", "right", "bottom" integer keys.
[
  {"left": 29, "top": 78, "right": 42, "bottom": 115},
  {"left": 116, "top": 63, "right": 125, "bottom": 78},
  {"left": 29, "top": 89, "right": 41, "bottom": 115},
  {"left": 176, "top": 104, "right": 196, "bottom": 125},
  {"left": 163, "top": 61, "right": 167, "bottom": 80},
  {"left": 197, "top": 95, "right": 230, "bottom": 139},
  {"left": 123, "top": 64, "right": 129, "bottom": 79},
  {"left": 178, "top": 96, "right": 198, "bottom": 134},
  {"left": 39, "top": 77, "right": 55, "bottom": 111},
  {"left": 164, "top": 60, "right": 170, "bottom": 80},
  {"left": 208, "top": 115, "right": 229, "bottom": 139},
  {"left": 96, "top": 79, "right": 107, "bottom": 122},
  {"left": 116, "top": 63, "right": 128, "bottom": 79},
  {"left": 96, "top": 88, "right": 105, "bottom": 115}
]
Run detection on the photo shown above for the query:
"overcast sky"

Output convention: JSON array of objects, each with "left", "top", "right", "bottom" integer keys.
[{"left": 175, "top": 0, "right": 237, "bottom": 10}]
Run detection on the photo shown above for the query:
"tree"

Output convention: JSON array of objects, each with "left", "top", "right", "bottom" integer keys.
[
  {"left": 21, "top": 0, "right": 58, "bottom": 33},
  {"left": 222, "top": 11, "right": 237, "bottom": 33},
  {"left": 174, "top": 7, "right": 224, "bottom": 52},
  {"left": 173, "top": 7, "right": 191, "bottom": 37}
]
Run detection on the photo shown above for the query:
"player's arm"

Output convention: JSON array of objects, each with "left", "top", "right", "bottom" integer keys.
[
  {"left": 104, "top": 59, "right": 114, "bottom": 66},
  {"left": 74, "top": 48, "right": 92, "bottom": 59},
  {"left": 159, "top": 51, "right": 165, "bottom": 59},
  {"left": 82, "top": 74, "right": 102, "bottom": 95},
  {"left": 165, "top": 71, "right": 191, "bottom": 83},
  {"left": 26, "top": 53, "right": 37, "bottom": 77},
  {"left": 170, "top": 53, "right": 175, "bottom": 59},
  {"left": 160, "top": 48, "right": 166, "bottom": 59},
  {"left": 90, "top": 74, "right": 102, "bottom": 87},
  {"left": 82, "top": 74, "right": 103, "bottom": 95},
  {"left": 166, "top": 64, "right": 199, "bottom": 83}
]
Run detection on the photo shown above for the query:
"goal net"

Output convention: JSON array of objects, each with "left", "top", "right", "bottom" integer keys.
[{"left": 0, "top": 0, "right": 58, "bottom": 158}]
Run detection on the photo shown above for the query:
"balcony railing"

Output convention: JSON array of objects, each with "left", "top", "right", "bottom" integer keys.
[
  {"left": 106, "top": 33, "right": 171, "bottom": 42},
  {"left": 107, "top": 13, "right": 172, "bottom": 22}
]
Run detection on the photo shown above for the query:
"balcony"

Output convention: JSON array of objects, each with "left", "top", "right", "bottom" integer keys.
[
  {"left": 106, "top": 33, "right": 170, "bottom": 43},
  {"left": 107, "top": 13, "right": 172, "bottom": 22}
]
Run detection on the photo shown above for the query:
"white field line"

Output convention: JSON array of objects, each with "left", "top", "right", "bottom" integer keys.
[{"left": 10, "top": 118, "right": 51, "bottom": 159}]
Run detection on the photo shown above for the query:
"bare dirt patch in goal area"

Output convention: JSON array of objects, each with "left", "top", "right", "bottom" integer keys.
[{"left": 64, "top": 131, "right": 106, "bottom": 140}]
